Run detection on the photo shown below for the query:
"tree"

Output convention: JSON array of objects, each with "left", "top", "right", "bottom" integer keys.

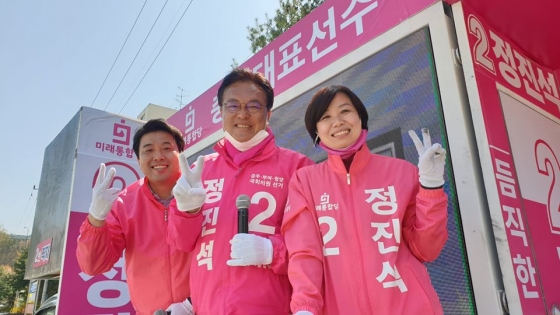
[
  {"left": 247, "top": 0, "right": 325, "bottom": 53},
  {"left": 0, "top": 225, "right": 15, "bottom": 266},
  {"left": 5, "top": 248, "right": 29, "bottom": 310},
  {"left": 0, "top": 266, "right": 13, "bottom": 312}
]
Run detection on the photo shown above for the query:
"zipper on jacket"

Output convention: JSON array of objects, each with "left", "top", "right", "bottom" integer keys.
[
  {"left": 235, "top": 167, "right": 242, "bottom": 178},
  {"left": 346, "top": 176, "right": 373, "bottom": 313},
  {"left": 164, "top": 206, "right": 174, "bottom": 300},
  {"left": 166, "top": 230, "right": 173, "bottom": 302}
]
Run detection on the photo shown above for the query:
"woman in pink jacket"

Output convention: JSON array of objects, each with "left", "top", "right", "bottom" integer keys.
[{"left": 282, "top": 85, "right": 448, "bottom": 315}]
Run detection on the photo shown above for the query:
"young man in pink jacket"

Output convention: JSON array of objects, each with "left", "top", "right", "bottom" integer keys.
[
  {"left": 167, "top": 68, "right": 313, "bottom": 314},
  {"left": 76, "top": 119, "right": 193, "bottom": 315},
  {"left": 282, "top": 85, "right": 448, "bottom": 315}
]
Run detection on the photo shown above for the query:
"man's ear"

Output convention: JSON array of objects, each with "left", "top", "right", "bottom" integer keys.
[{"left": 220, "top": 106, "right": 226, "bottom": 130}]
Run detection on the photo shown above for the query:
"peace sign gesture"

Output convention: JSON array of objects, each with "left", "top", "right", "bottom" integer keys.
[
  {"left": 408, "top": 128, "right": 446, "bottom": 188},
  {"left": 173, "top": 154, "right": 206, "bottom": 212},
  {"left": 89, "top": 163, "right": 121, "bottom": 221}
]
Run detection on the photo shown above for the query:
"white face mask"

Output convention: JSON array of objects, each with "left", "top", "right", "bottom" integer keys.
[{"left": 224, "top": 129, "right": 269, "bottom": 152}]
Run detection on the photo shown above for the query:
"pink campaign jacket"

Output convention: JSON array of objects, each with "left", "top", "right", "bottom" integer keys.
[
  {"left": 167, "top": 138, "right": 313, "bottom": 315},
  {"left": 77, "top": 178, "right": 192, "bottom": 315},
  {"left": 282, "top": 144, "right": 448, "bottom": 315}
]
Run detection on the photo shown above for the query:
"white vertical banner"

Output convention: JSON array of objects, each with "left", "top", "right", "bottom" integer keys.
[{"left": 59, "top": 107, "right": 144, "bottom": 315}]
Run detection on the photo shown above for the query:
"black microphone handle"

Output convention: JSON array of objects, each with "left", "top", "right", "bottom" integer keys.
[{"left": 238, "top": 208, "right": 248, "bottom": 233}]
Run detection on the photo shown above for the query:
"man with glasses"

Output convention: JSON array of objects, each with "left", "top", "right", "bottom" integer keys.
[{"left": 167, "top": 68, "right": 313, "bottom": 314}]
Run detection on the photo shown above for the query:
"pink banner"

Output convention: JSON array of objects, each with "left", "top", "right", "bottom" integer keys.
[
  {"left": 465, "top": 9, "right": 560, "bottom": 119},
  {"left": 59, "top": 212, "right": 135, "bottom": 314},
  {"left": 58, "top": 157, "right": 142, "bottom": 314},
  {"left": 57, "top": 108, "right": 144, "bottom": 314},
  {"left": 462, "top": 3, "right": 560, "bottom": 313},
  {"left": 168, "top": 0, "right": 436, "bottom": 149}
]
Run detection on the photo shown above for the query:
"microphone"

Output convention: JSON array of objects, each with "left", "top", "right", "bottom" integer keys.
[
  {"left": 153, "top": 309, "right": 169, "bottom": 315},
  {"left": 236, "top": 194, "right": 250, "bottom": 233}
]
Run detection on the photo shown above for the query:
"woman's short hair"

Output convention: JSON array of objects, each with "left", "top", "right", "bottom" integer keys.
[{"left": 304, "top": 85, "right": 369, "bottom": 144}]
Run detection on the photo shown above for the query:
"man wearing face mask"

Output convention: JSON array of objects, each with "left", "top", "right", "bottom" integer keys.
[{"left": 167, "top": 68, "right": 314, "bottom": 314}]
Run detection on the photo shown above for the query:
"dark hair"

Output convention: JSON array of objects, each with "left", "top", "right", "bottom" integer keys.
[
  {"left": 304, "top": 85, "right": 369, "bottom": 144},
  {"left": 133, "top": 118, "right": 185, "bottom": 157},
  {"left": 217, "top": 68, "right": 274, "bottom": 110}
]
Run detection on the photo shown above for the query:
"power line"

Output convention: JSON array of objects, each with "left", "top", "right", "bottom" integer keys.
[
  {"left": 15, "top": 186, "right": 36, "bottom": 236},
  {"left": 21, "top": 197, "right": 37, "bottom": 236},
  {"left": 104, "top": 0, "right": 171, "bottom": 111},
  {"left": 116, "top": 0, "right": 189, "bottom": 107},
  {"left": 23, "top": 197, "right": 37, "bottom": 236},
  {"left": 90, "top": 0, "right": 149, "bottom": 108},
  {"left": 14, "top": 194, "right": 32, "bottom": 235},
  {"left": 118, "top": 0, "right": 196, "bottom": 114}
]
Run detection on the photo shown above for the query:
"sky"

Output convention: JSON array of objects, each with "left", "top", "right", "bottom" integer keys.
[{"left": 0, "top": 0, "right": 280, "bottom": 235}]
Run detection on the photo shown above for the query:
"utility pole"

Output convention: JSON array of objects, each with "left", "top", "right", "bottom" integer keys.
[
  {"left": 23, "top": 227, "right": 30, "bottom": 250},
  {"left": 23, "top": 227, "right": 29, "bottom": 242},
  {"left": 175, "top": 86, "right": 187, "bottom": 110}
]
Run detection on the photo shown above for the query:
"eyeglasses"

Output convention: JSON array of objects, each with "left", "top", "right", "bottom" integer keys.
[{"left": 223, "top": 100, "right": 265, "bottom": 114}]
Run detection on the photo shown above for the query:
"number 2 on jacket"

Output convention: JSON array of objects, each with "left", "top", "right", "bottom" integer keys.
[
  {"left": 249, "top": 191, "right": 277, "bottom": 234},
  {"left": 319, "top": 216, "right": 340, "bottom": 256}
]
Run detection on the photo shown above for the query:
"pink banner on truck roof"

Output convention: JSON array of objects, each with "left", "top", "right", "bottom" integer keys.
[{"left": 168, "top": 0, "right": 437, "bottom": 150}]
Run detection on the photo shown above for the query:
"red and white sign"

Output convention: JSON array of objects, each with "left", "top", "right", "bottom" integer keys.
[
  {"left": 33, "top": 238, "right": 52, "bottom": 268},
  {"left": 462, "top": 3, "right": 560, "bottom": 313},
  {"left": 168, "top": 0, "right": 436, "bottom": 149},
  {"left": 58, "top": 107, "right": 143, "bottom": 315}
]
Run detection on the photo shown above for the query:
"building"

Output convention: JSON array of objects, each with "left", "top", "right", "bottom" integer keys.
[{"left": 137, "top": 103, "right": 177, "bottom": 121}]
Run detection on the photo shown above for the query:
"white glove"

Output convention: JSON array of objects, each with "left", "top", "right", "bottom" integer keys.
[
  {"left": 294, "top": 312, "right": 314, "bottom": 315},
  {"left": 173, "top": 154, "right": 206, "bottom": 212},
  {"left": 166, "top": 298, "right": 194, "bottom": 315},
  {"left": 226, "top": 233, "right": 273, "bottom": 267},
  {"left": 89, "top": 163, "right": 120, "bottom": 220},
  {"left": 408, "top": 128, "right": 446, "bottom": 188}
]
